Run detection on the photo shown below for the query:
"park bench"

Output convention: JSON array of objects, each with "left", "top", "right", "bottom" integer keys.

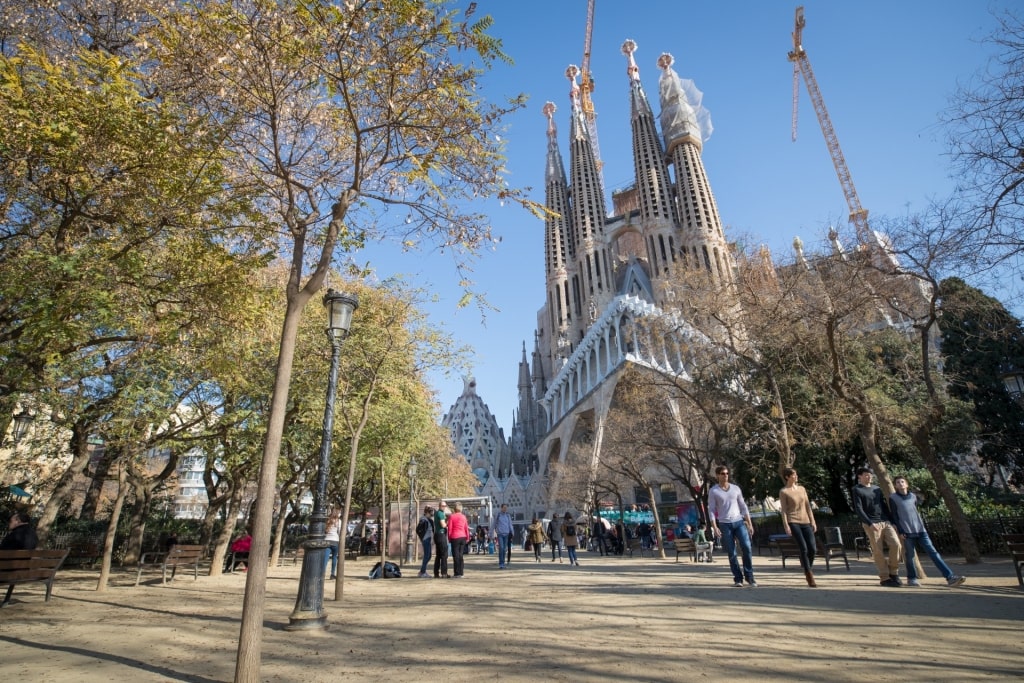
[
  {"left": 627, "top": 537, "right": 653, "bottom": 558},
  {"left": 135, "top": 544, "right": 204, "bottom": 586},
  {"left": 278, "top": 546, "right": 305, "bottom": 566},
  {"left": 674, "top": 538, "right": 697, "bottom": 563},
  {"left": 226, "top": 550, "right": 249, "bottom": 573},
  {"left": 1004, "top": 533, "right": 1024, "bottom": 588},
  {"left": 0, "top": 548, "right": 70, "bottom": 607},
  {"left": 65, "top": 541, "right": 102, "bottom": 569},
  {"left": 775, "top": 531, "right": 850, "bottom": 572}
]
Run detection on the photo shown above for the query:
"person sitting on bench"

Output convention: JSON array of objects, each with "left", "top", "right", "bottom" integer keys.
[{"left": 0, "top": 511, "right": 38, "bottom": 551}]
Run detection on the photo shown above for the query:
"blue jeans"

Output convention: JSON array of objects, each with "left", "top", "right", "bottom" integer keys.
[
  {"left": 903, "top": 532, "right": 954, "bottom": 581},
  {"left": 719, "top": 520, "right": 755, "bottom": 584},
  {"left": 419, "top": 536, "right": 432, "bottom": 575},
  {"left": 324, "top": 543, "right": 339, "bottom": 576},
  {"left": 566, "top": 546, "right": 579, "bottom": 564},
  {"left": 497, "top": 534, "right": 511, "bottom": 567}
]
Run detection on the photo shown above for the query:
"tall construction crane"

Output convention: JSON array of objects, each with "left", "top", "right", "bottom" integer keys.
[
  {"left": 579, "top": 0, "right": 605, "bottom": 183},
  {"left": 788, "top": 5, "right": 871, "bottom": 243}
]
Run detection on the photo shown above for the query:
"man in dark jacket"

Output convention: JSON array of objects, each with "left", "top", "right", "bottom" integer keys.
[
  {"left": 0, "top": 511, "right": 38, "bottom": 550},
  {"left": 852, "top": 468, "right": 902, "bottom": 587}
]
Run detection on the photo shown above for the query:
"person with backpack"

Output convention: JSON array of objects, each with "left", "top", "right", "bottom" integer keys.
[
  {"left": 561, "top": 512, "right": 580, "bottom": 566},
  {"left": 416, "top": 505, "right": 434, "bottom": 578},
  {"left": 547, "top": 517, "right": 563, "bottom": 563}
]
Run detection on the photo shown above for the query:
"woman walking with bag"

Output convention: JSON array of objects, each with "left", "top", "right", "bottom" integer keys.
[{"left": 527, "top": 517, "right": 547, "bottom": 562}]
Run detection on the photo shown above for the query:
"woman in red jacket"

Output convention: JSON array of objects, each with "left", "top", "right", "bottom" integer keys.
[{"left": 447, "top": 502, "right": 471, "bottom": 578}]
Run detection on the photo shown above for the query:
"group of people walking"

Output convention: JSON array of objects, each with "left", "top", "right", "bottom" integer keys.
[
  {"left": 707, "top": 463, "right": 966, "bottom": 589},
  {"left": 399, "top": 465, "right": 967, "bottom": 590}
]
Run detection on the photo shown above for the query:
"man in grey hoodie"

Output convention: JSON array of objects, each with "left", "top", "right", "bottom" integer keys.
[{"left": 888, "top": 476, "right": 966, "bottom": 588}]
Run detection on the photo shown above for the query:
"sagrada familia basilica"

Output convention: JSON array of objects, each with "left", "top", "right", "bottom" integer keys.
[{"left": 442, "top": 40, "right": 732, "bottom": 525}]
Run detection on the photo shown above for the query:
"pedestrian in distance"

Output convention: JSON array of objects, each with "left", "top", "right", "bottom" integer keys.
[
  {"left": 416, "top": 505, "right": 434, "bottom": 578},
  {"left": 779, "top": 467, "right": 818, "bottom": 587},
  {"left": 888, "top": 476, "right": 966, "bottom": 588},
  {"left": 226, "top": 528, "right": 253, "bottom": 573},
  {"left": 527, "top": 517, "right": 547, "bottom": 562},
  {"left": 324, "top": 510, "right": 341, "bottom": 580},
  {"left": 694, "top": 524, "right": 713, "bottom": 562},
  {"left": 708, "top": 465, "right": 757, "bottom": 587},
  {"left": 547, "top": 516, "right": 564, "bottom": 562},
  {"left": 852, "top": 467, "right": 904, "bottom": 587},
  {"left": 561, "top": 512, "right": 581, "bottom": 566},
  {"left": 433, "top": 501, "right": 450, "bottom": 578},
  {"left": 494, "top": 503, "right": 514, "bottom": 569},
  {"left": 448, "top": 502, "right": 470, "bottom": 578}
]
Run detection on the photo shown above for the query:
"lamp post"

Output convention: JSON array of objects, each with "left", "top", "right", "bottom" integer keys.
[
  {"left": 1000, "top": 363, "right": 1024, "bottom": 406},
  {"left": 286, "top": 289, "right": 358, "bottom": 631},
  {"left": 404, "top": 456, "right": 418, "bottom": 564},
  {"left": 5, "top": 407, "right": 33, "bottom": 446}
]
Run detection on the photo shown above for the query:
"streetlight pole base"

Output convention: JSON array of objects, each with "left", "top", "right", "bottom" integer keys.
[{"left": 285, "top": 540, "right": 329, "bottom": 631}]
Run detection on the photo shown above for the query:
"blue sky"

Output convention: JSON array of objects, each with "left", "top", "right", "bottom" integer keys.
[{"left": 358, "top": 0, "right": 1011, "bottom": 434}]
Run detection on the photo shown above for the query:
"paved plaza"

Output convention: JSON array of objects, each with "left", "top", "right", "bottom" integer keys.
[{"left": 2, "top": 549, "right": 1022, "bottom": 682}]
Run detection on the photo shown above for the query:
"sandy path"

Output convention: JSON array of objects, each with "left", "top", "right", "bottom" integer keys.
[{"left": 2, "top": 549, "right": 1021, "bottom": 682}]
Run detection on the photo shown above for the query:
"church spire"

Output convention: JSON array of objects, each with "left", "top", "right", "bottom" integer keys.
[
  {"left": 622, "top": 39, "right": 679, "bottom": 280},
  {"left": 657, "top": 53, "right": 733, "bottom": 285},
  {"left": 543, "top": 101, "right": 573, "bottom": 339},
  {"left": 565, "top": 65, "right": 612, "bottom": 344}
]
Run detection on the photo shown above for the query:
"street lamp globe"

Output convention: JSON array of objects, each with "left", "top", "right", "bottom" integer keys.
[
  {"left": 11, "top": 408, "right": 33, "bottom": 443},
  {"left": 999, "top": 363, "right": 1024, "bottom": 404},
  {"left": 324, "top": 289, "right": 358, "bottom": 338}
]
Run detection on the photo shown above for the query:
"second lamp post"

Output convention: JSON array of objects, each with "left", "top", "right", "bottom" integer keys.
[{"left": 287, "top": 289, "right": 358, "bottom": 631}]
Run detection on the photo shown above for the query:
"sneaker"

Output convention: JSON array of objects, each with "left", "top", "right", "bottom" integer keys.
[
  {"left": 880, "top": 578, "right": 901, "bottom": 587},
  {"left": 947, "top": 575, "right": 966, "bottom": 587},
  {"left": 733, "top": 581, "right": 744, "bottom": 587},
  {"left": 907, "top": 579, "right": 921, "bottom": 587},
  {"left": 747, "top": 580, "right": 758, "bottom": 587},
  {"left": 888, "top": 574, "right": 903, "bottom": 586}
]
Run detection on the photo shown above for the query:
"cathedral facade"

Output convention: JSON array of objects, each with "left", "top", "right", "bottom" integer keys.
[{"left": 443, "top": 41, "right": 733, "bottom": 524}]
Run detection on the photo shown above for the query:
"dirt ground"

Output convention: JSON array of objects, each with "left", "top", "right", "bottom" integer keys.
[{"left": 1, "top": 547, "right": 1022, "bottom": 682}]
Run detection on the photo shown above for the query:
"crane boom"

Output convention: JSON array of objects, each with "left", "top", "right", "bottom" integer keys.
[
  {"left": 788, "top": 6, "right": 870, "bottom": 242},
  {"left": 579, "top": 0, "right": 604, "bottom": 178}
]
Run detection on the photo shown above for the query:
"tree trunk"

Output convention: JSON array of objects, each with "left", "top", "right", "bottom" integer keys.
[
  {"left": 80, "top": 444, "right": 117, "bottom": 521},
  {"left": 648, "top": 484, "right": 667, "bottom": 559},
  {"left": 35, "top": 420, "right": 92, "bottom": 544},
  {"left": 270, "top": 491, "right": 292, "bottom": 569},
  {"left": 209, "top": 483, "right": 245, "bottom": 577},
  {"left": 96, "top": 464, "right": 130, "bottom": 592},
  {"left": 236, "top": 292, "right": 311, "bottom": 683},
  {"left": 123, "top": 476, "right": 157, "bottom": 565},
  {"left": 912, "top": 429, "right": 981, "bottom": 563}
]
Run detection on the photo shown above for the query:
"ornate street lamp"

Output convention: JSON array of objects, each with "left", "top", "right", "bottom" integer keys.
[
  {"left": 7, "top": 408, "right": 33, "bottom": 445},
  {"left": 286, "top": 289, "right": 358, "bottom": 631},
  {"left": 1000, "top": 363, "right": 1024, "bottom": 405},
  {"left": 404, "top": 456, "right": 418, "bottom": 564}
]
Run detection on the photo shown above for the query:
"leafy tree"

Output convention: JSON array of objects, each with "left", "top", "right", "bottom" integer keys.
[
  {"left": 146, "top": 4, "right": 537, "bottom": 674},
  {"left": 938, "top": 277, "right": 1024, "bottom": 485}
]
